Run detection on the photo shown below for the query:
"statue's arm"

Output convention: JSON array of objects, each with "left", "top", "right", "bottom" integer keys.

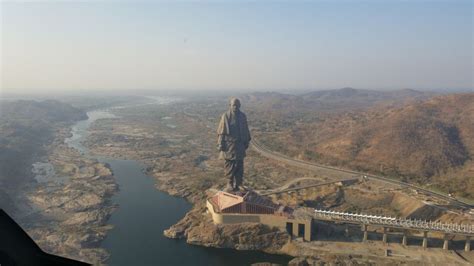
[
  {"left": 243, "top": 114, "right": 251, "bottom": 149},
  {"left": 217, "top": 134, "right": 225, "bottom": 151},
  {"left": 217, "top": 114, "right": 226, "bottom": 151}
]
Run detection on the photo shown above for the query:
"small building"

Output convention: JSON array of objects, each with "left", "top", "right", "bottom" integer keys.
[{"left": 206, "top": 190, "right": 313, "bottom": 241}]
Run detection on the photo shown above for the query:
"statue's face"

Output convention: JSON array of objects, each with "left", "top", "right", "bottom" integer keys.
[{"left": 230, "top": 99, "right": 241, "bottom": 113}]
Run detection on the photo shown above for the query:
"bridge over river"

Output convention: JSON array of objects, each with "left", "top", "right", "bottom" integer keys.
[{"left": 292, "top": 208, "right": 474, "bottom": 251}]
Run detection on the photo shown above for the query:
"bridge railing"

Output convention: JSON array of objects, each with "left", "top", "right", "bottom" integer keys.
[{"left": 313, "top": 209, "right": 474, "bottom": 235}]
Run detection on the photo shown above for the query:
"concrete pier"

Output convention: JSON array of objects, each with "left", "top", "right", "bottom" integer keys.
[
  {"left": 382, "top": 227, "right": 388, "bottom": 243},
  {"left": 466, "top": 236, "right": 471, "bottom": 252},
  {"left": 362, "top": 224, "right": 368, "bottom": 242},
  {"left": 402, "top": 230, "right": 407, "bottom": 246},
  {"left": 443, "top": 234, "right": 449, "bottom": 250},
  {"left": 422, "top": 231, "right": 428, "bottom": 249},
  {"left": 292, "top": 222, "right": 299, "bottom": 238}
]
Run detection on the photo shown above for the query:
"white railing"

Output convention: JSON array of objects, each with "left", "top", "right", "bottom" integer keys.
[{"left": 313, "top": 209, "right": 474, "bottom": 235}]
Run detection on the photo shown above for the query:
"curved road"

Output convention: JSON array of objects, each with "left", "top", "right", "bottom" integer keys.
[
  {"left": 251, "top": 139, "right": 473, "bottom": 209},
  {"left": 256, "top": 177, "right": 339, "bottom": 195}
]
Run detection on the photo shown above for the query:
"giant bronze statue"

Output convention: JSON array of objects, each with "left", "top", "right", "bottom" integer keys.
[{"left": 217, "top": 98, "right": 251, "bottom": 192}]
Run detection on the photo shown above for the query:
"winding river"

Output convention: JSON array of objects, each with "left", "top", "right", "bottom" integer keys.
[{"left": 65, "top": 101, "right": 291, "bottom": 265}]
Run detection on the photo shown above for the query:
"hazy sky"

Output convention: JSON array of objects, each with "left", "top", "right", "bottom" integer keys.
[{"left": 1, "top": 0, "right": 473, "bottom": 94}]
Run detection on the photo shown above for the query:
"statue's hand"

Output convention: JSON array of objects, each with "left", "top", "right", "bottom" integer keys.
[
  {"left": 218, "top": 139, "right": 227, "bottom": 152},
  {"left": 218, "top": 143, "right": 226, "bottom": 151}
]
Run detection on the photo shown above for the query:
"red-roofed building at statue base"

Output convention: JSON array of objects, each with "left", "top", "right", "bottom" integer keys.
[{"left": 206, "top": 189, "right": 313, "bottom": 241}]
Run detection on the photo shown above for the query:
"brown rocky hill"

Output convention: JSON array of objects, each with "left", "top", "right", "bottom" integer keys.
[{"left": 259, "top": 93, "right": 474, "bottom": 199}]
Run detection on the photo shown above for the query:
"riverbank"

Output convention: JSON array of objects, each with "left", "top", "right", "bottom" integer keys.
[{"left": 14, "top": 123, "right": 118, "bottom": 264}]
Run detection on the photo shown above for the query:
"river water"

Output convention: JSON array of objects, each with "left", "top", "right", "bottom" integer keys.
[{"left": 65, "top": 104, "right": 291, "bottom": 265}]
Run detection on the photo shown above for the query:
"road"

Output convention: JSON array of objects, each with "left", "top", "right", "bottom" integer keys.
[
  {"left": 251, "top": 139, "right": 473, "bottom": 209},
  {"left": 257, "top": 177, "right": 359, "bottom": 196}
]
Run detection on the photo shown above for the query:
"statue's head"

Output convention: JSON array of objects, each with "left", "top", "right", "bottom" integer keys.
[{"left": 229, "top": 98, "right": 241, "bottom": 113}]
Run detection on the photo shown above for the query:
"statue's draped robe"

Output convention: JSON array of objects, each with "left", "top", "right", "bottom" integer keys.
[{"left": 217, "top": 110, "right": 251, "bottom": 188}]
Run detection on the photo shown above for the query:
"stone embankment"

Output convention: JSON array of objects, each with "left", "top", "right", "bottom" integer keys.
[
  {"left": 163, "top": 204, "right": 289, "bottom": 253},
  {"left": 18, "top": 130, "right": 119, "bottom": 264}
]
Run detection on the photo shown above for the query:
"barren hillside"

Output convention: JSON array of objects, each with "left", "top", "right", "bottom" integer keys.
[{"left": 257, "top": 93, "right": 474, "bottom": 199}]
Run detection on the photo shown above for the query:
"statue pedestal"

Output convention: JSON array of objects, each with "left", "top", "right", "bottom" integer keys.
[{"left": 206, "top": 189, "right": 313, "bottom": 241}]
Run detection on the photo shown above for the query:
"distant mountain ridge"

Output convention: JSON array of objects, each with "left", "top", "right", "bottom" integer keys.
[
  {"left": 302, "top": 87, "right": 434, "bottom": 102},
  {"left": 242, "top": 88, "right": 436, "bottom": 115},
  {"left": 1, "top": 100, "right": 87, "bottom": 123}
]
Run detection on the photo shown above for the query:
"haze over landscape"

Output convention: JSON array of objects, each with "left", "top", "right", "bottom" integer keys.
[
  {"left": 1, "top": 1, "right": 473, "bottom": 265},
  {"left": 2, "top": 0, "right": 472, "bottom": 94}
]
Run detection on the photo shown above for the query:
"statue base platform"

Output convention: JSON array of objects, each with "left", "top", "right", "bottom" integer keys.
[{"left": 205, "top": 188, "right": 313, "bottom": 241}]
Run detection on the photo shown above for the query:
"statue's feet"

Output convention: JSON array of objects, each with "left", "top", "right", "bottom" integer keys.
[
  {"left": 233, "top": 186, "right": 247, "bottom": 192},
  {"left": 225, "top": 184, "right": 234, "bottom": 193}
]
